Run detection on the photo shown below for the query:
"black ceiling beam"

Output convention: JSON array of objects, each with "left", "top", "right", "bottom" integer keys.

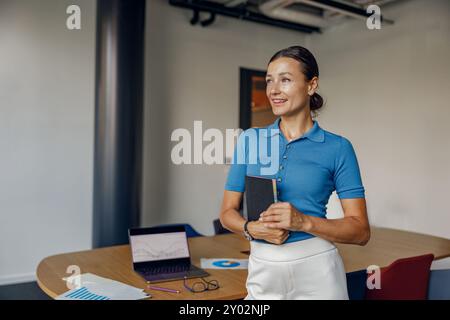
[
  {"left": 310, "top": 0, "right": 371, "bottom": 18},
  {"left": 305, "top": 0, "right": 392, "bottom": 23},
  {"left": 201, "top": 12, "right": 216, "bottom": 27},
  {"left": 169, "top": 0, "right": 321, "bottom": 34}
]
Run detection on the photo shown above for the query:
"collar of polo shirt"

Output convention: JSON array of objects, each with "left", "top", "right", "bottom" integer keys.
[{"left": 262, "top": 118, "right": 325, "bottom": 143}]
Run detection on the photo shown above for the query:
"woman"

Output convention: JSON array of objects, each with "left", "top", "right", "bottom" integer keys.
[{"left": 219, "top": 46, "right": 370, "bottom": 300}]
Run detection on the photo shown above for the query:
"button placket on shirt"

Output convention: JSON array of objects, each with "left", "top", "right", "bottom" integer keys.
[{"left": 277, "top": 140, "right": 293, "bottom": 197}]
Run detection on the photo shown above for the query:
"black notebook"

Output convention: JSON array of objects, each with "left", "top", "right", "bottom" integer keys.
[{"left": 245, "top": 176, "right": 278, "bottom": 221}]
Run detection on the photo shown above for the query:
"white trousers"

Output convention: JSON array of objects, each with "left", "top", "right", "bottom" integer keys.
[{"left": 245, "top": 237, "right": 349, "bottom": 300}]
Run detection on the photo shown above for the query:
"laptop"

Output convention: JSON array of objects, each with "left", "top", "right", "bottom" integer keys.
[{"left": 128, "top": 225, "right": 209, "bottom": 283}]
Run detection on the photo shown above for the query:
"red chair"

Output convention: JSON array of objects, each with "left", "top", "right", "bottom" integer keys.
[{"left": 366, "top": 253, "right": 434, "bottom": 300}]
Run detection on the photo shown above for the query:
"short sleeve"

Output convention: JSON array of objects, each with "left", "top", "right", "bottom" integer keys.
[
  {"left": 224, "top": 132, "right": 247, "bottom": 192},
  {"left": 334, "top": 137, "right": 365, "bottom": 199}
]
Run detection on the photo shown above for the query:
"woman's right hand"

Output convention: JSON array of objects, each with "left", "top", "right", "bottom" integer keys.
[{"left": 247, "top": 220, "right": 289, "bottom": 245}]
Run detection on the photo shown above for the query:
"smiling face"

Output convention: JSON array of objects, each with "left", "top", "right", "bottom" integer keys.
[{"left": 265, "top": 57, "right": 317, "bottom": 118}]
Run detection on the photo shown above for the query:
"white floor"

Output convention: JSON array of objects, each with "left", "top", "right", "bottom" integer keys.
[{"left": 431, "top": 257, "right": 450, "bottom": 270}]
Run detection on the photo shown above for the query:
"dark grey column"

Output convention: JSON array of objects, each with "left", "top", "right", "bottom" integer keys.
[{"left": 93, "top": 0, "right": 146, "bottom": 248}]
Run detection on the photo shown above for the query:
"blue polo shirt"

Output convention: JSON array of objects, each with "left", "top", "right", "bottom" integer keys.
[{"left": 225, "top": 118, "right": 365, "bottom": 243}]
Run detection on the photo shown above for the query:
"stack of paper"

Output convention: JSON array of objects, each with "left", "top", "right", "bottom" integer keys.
[{"left": 56, "top": 273, "right": 150, "bottom": 300}]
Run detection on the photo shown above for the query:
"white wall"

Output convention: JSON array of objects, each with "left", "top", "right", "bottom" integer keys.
[
  {"left": 0, "top": 0, "right": 96, "bottom": 285},
  {"left": 310, "top": 0, "right": 450, "bottom": 238},
  {"left": 142, "top": 0, "right": 308, "bottom": 234}
]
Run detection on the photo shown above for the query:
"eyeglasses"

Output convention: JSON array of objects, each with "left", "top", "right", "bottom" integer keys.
[{"left": 183, "top": 277, "right": 220, "bottom": 293}]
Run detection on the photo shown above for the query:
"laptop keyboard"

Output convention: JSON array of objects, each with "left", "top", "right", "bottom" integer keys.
[{"left": 143, "top": 265, "right": 189, "bottom": 275}]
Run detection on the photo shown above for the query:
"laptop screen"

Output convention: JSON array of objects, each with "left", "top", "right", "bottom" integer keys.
[{"left": 129, "top": 231, "right": 190, "bottom": 263}]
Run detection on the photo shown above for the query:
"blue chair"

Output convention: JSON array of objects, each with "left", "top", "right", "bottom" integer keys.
[
  {"left": 428, "top": 269, "right": 450, "bottom": 300},
  {"left": 154, "top": 223, "right": 204, "bottom": 238},
  {"left": 213, "top": 219, "right": 231, "bottom": 235},
  {"left": 346, "top": 269, "right": 367, "bottom": 300}
]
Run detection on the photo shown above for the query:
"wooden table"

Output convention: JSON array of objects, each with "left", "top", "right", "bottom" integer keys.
[{"left": 37, "top": 227, "right": 450, "bottom": 300}]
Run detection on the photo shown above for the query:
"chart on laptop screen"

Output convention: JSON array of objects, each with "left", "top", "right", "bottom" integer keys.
[{"left": 130, "top": 232, "right": 190, "bottom": 263}]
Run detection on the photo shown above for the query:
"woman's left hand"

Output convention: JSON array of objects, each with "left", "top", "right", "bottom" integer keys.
[{"left": 259, "top": 202, "right": 311, "bottom": 232}]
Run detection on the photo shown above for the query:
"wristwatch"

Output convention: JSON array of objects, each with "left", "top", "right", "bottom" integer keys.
[{"left": 243, "top": 220, "right": 254, "bottom": 241}]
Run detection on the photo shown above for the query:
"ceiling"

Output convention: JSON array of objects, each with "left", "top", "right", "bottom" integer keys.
[{"left": 169, "top": 0, "right": 399, "bottom": 33}]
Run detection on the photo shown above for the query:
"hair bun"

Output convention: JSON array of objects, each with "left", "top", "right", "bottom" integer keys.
[{"left": 310, "top": 92, "right": 323, "bottom": 111}]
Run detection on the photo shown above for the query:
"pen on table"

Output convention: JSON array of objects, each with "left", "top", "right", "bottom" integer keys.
[{"left": 147, "top": 285, "right": 180, "bottom": 293}]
